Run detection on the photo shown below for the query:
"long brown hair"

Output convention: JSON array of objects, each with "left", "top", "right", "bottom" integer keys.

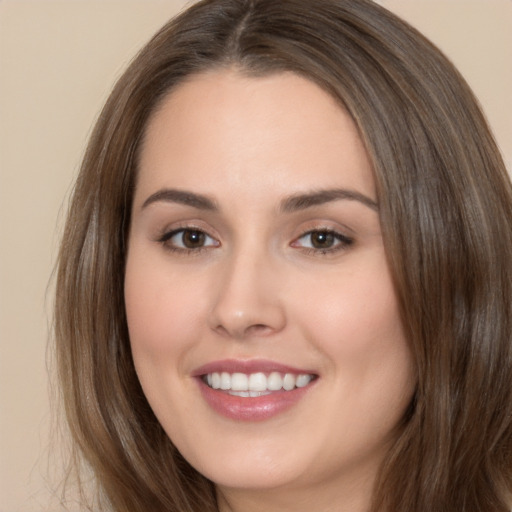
[{"left": 54, "top": 0, "right": 512, "bottom": 510}]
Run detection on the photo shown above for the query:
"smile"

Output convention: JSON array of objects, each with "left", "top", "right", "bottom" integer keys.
[
  {"left": 194, "top": 360, "right": 318, "bottom": 421},
  {"left": 203, "top": 371, "right": 314, "bottom": 396}
]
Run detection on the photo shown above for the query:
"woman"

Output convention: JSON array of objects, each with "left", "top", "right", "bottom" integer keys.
[{"left": 54, "top": 0, "right": 512, "bottom": 511}]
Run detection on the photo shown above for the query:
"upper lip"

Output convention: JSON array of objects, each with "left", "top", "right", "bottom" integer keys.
[{"left": 192, "top": 359, "right": 317, "bottom": 377}]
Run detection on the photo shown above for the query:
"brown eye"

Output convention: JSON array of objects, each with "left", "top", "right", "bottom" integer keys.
[
  {"left": 160, "top": 228, "right": 219, "bottom": 252},
  {"left": 291, "top": 229, "right": 353, "bottom": 254},
  {"left": 310, "top": 231, "right": 335, "bottom": 249},
  {"left": 182, "top": 230, "right": 206, "bottom": 248}
]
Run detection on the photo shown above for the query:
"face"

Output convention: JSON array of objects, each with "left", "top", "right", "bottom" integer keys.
[{"left": 125, "top": 70, "right": 415, "bottom": 505}]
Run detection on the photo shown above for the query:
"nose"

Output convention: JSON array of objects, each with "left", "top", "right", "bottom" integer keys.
[{"left": 208, "top": 248, "right": 287, "bottom": 340}]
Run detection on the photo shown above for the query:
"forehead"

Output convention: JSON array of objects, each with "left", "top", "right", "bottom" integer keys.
[{"left": 136, "top": 69, "right": 375, "bottom": 206}]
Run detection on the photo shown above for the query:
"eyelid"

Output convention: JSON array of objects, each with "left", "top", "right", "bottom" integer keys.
[
  {"left": 290, "top": 227, "right": 353, "bottom": 254},
  {"left": 154, "top": 222, "right": 353, "bottom": 256},
  {"left": 157, "top": 225, "right": 220, "bottom": 253}
]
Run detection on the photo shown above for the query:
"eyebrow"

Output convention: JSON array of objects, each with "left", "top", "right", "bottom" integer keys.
[
  {"left": 140, "top": 187, "right": 378, "bottom": 213},
  {"left": 141, "top": 189, "right": 218, "bottom": 211},
  {"left": 280, "top": 188, "right": 378, "bottom": 213}
]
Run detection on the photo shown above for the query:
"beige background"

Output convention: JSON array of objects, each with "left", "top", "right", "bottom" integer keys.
[{"left": 0, "top": 1, "right": 510, "bottom": 511}]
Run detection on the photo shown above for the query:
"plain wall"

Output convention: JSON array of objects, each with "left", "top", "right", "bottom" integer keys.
[{"left": 0, "top": 1, "right": 510, "bottom": 511}]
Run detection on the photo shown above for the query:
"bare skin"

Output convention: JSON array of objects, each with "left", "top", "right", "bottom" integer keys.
[{"left": 125, "top": 69, "right": 416, "bottom": 512}]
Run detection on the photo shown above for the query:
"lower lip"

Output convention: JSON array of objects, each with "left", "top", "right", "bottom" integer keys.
[{"left": 197, "top": 378, "right": 315, "bottom": 421}]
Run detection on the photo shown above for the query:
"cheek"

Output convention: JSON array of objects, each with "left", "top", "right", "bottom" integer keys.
[
  {"left": 124, "top": 253, "right": 215, "bottom": 436},
  {"left": 296, "top": 257, "right": 405, "bottom": 358},
  {"left": 293, "top": 254, "right": 414, "bottom": 420},
  {"left": 124, "top": 254, "right": 208, "bottom": 365}
]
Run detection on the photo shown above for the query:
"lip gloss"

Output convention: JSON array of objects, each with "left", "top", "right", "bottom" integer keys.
[
  {"left": 197, "top": 379, "right": 314, "bottom": 421},
  {"left": 193, "top": 359, "right": 317, "bottom": 421}
]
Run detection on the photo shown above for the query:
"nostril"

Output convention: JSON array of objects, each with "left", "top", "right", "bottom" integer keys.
[
  {"left": 212, "top": 322, "right": 276, "bottom": 339},
  {"left": 245, "top": 324, "right": 274, "bottom": 336}
]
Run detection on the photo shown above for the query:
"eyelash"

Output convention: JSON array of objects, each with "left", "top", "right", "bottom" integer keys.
[
  {"left": 157, "top": 227, "right": 353, "bottom": 255},
  {"left": 291, "top": 229, "right": 353, "bottom": 255},
  {"left": 158, "top": 227, "right": 219, "bottom": 255}
]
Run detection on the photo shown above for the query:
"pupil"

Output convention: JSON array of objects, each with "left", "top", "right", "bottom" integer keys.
[
  {"left": 312, "top": 231, "right": 333, "bottom": 248},
  {"left": 183, "top": 230, "right": 205, "bottom": 248}
]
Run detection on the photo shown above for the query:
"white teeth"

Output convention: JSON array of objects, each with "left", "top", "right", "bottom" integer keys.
[
  {"left": 204, "top": 371, "right": 313, "bottom": 393},
  {"left": 267, "top": 372, "right": 283, "bottom": 390},
  {"left": 249, "top": 390, "right": 270, "bottom": 397},
  {"left": 295, "top": 374, "right": 311, "bottom": 388},
  {"left": 211, "top": 372, "right": 221, "bottom": 389},
  {"left": 248, "top": 372, "right": 267, "bottom": 391},
  {"left": 282, "top": 373, "right": 296, "bottom": 390},
  {"left": 231, "top": 372, "right": 249, "bottom": 391},
  {"left": 229, "top": 390, "right": 272, "bottom": 397},
  {"left": 220, "top": 372, "right": 231, "bottom": 390}
]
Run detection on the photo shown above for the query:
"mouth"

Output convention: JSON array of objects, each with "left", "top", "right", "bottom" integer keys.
[
  {"left": 194, "top": 360, "right": 318, "bottom": 421},
  {"left": 202, "top": 371, "right": 315, "bottom": 397}
]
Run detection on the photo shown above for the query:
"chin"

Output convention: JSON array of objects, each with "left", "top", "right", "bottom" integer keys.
[{"left": 199, "top": 459, "right": 306, "bottom": 491}]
